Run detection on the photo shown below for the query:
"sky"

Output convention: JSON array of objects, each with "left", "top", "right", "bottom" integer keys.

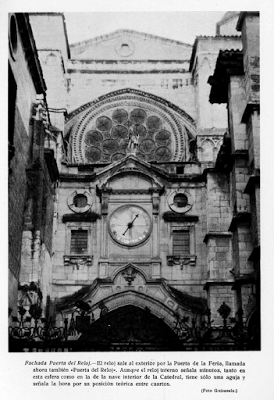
[{"left": 64, "top": 11, "right": 225, "bottom": 45}]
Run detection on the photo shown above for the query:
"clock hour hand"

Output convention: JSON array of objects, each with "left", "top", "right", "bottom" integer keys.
[{"left": 122, "top": 214, "right": 139, "bottom": 236}]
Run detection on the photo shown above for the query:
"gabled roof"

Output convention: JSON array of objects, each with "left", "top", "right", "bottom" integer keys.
[
  {"left": 70, "top": 29, "right": 192, "bottom": 61},
  {"left": 94, "top": 153, "right": 170, "bottom": 184},
  {"left": 70, "top": 28, "right": 192, "bottom": 49}
]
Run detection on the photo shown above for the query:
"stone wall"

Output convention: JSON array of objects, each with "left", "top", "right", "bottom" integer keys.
[
  {"left": 240, "top": 14, "right": 260, "bottom": 104},
  {"left": 9, "top": 110, "right": 30, "bottom": 281},
  {"left": 8, "top": 15, "right": 41, "bottom": 310},
  {"left": 66, "top": 70, "right": 196, "bottom": 120}
]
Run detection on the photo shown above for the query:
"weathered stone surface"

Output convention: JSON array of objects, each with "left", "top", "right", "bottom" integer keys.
[{"left": 9, "top": 13, "right": 260, "bottom": 348}]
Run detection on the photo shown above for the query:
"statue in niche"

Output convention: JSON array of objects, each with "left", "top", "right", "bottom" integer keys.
[
  {"left": 188, "top": 138, "right": 198, "bottom": 162},
  {"left": 127, "top": 126, "right": 139, "bottom": 154},
  {"left": 61, "top": 139, "right": 71, "bottom": 164}
]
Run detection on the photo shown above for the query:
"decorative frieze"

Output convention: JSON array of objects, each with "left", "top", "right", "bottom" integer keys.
[
  {"left": 167, "top": 255, "right": 197, "bottom": 268},
  {"left": 63, "top": 255, "right": 93, "bottom": 270}
]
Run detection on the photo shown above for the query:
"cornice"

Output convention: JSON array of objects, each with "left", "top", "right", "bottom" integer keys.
[
  {"left": 162, "top": 213, "right": 199, "bottom": 223},
  {"left": 59, "top": 173, "right": 96, "bottom": 182},
  {"left": 203, "top": 280, "right": 234, "bottom": 291},
  {"left": 70, "top": 59, "right": 190, "bottom": 64},
  {"left": 241, "top": 103, "right": 260, "bottom": 123},
  {"left": 248, "top": 246, "right": 260, "bottom": 262},
  {"left": 189, "top": 35, "right": 242, "bottom": 72},
  {"left": 62, "top": 212, "right": 100, "bottom": 223},
  {"left": 67, "top": 68, "right": 188, "bottom": 74},
  {"left": 203, "top": 231, "right": 232, "bottom": 244},
  {"left": 244, "top": 175, "right": 260, "bottom": 194},
  {"left": 231, "top": 274, "right": 255, "bottom": 290},
  {"left": 208, "top": 50, "right": 244, "bottom": 104}
]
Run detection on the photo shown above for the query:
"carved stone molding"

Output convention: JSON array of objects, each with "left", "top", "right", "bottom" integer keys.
[
  {"left": 167, "top": 189, "right": 194, "bottom": 214},
  {"left": 64, "top": 255, "right": 93, "bottom": 270},
  {"left": 72, "top": 100, "right": 180, "bottom": 163},
  {"left": 167, "top": 255, "right": 197, "bottom": 268},
  {"left": 122, "top": 265, "right": 137, "bottom": 285},
  {"left": 66, "top": 89, "right": 199, "bottom": 165},
  {"left": 67, "top": 189, "right": 92, "bottom": 214}
]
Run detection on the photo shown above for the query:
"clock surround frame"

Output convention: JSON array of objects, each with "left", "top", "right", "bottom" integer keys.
[{"left": 108, "top": 204, "right": 153, "bottom": 247}]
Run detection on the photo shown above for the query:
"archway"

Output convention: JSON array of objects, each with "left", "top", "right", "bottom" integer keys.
[{"left": 77, "top": 305, "right": 183, "bottom": 351}]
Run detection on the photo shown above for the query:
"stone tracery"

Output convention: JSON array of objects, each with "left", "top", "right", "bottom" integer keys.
[
  {"left": 75, "top": 106, "right": 174, "bottom": 163},
  {"left": 65, "top": 90, "right": 196, "bottom": 164}
]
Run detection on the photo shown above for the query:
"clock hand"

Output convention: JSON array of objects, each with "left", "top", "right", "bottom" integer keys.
[
  {"left": 130, "top": 214, "right": 139, "bottom": 226},
  {"left": 122, "top": 214, "right": 139, "bottom": 236}
]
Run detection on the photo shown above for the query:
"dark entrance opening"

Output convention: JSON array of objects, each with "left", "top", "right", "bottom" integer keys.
[{"left": 77, "top": 305, "right": 183, "bottom": 351}]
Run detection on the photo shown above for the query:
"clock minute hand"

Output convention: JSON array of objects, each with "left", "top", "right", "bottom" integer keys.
[
  {"left": 122, "top": 214, "right": 139, "bottom": 236},
  {"left": 130, "top": 214, "right": 139, "bottom": 226}
]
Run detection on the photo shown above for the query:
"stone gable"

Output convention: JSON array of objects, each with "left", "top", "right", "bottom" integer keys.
[{"left": 70, "top": 29, "right": 193, "bottom": 60}]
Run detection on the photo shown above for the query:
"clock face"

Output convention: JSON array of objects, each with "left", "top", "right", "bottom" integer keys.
[{"left": 109, "top": 205, "right": 152, "bottom": 246}]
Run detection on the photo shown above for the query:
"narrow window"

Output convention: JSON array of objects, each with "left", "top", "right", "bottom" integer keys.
[
  {"left": 173, "top": 230, "right": 190, "bottom": 256},
  {"left": 71, "top": 230, "right": 88, "bottom": 254}
]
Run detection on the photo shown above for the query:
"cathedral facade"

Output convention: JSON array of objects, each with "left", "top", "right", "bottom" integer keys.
[{"left": 9, "top": 12, "right": 260, "bottom": 351}]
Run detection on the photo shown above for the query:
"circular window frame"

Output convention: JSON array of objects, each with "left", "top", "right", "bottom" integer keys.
[
  {"left": 173, "top": 193, "right": 188, "bottom": 208},
  {"left": 115, "top": 38, "right": 135, "bottom": 57},
  {"left": 67, "top": 190, "right": 92, "bottom": 213},
  {"left": 9, "top": 14, "right": 18, "bottom": 60},
  {"left": 167, "top": 189, "right": 193, "bottom": 214}
]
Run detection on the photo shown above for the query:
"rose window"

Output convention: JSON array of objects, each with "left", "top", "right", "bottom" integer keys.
[{"left": 82, "top": 107, "right": 174, "bottom": 163}]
